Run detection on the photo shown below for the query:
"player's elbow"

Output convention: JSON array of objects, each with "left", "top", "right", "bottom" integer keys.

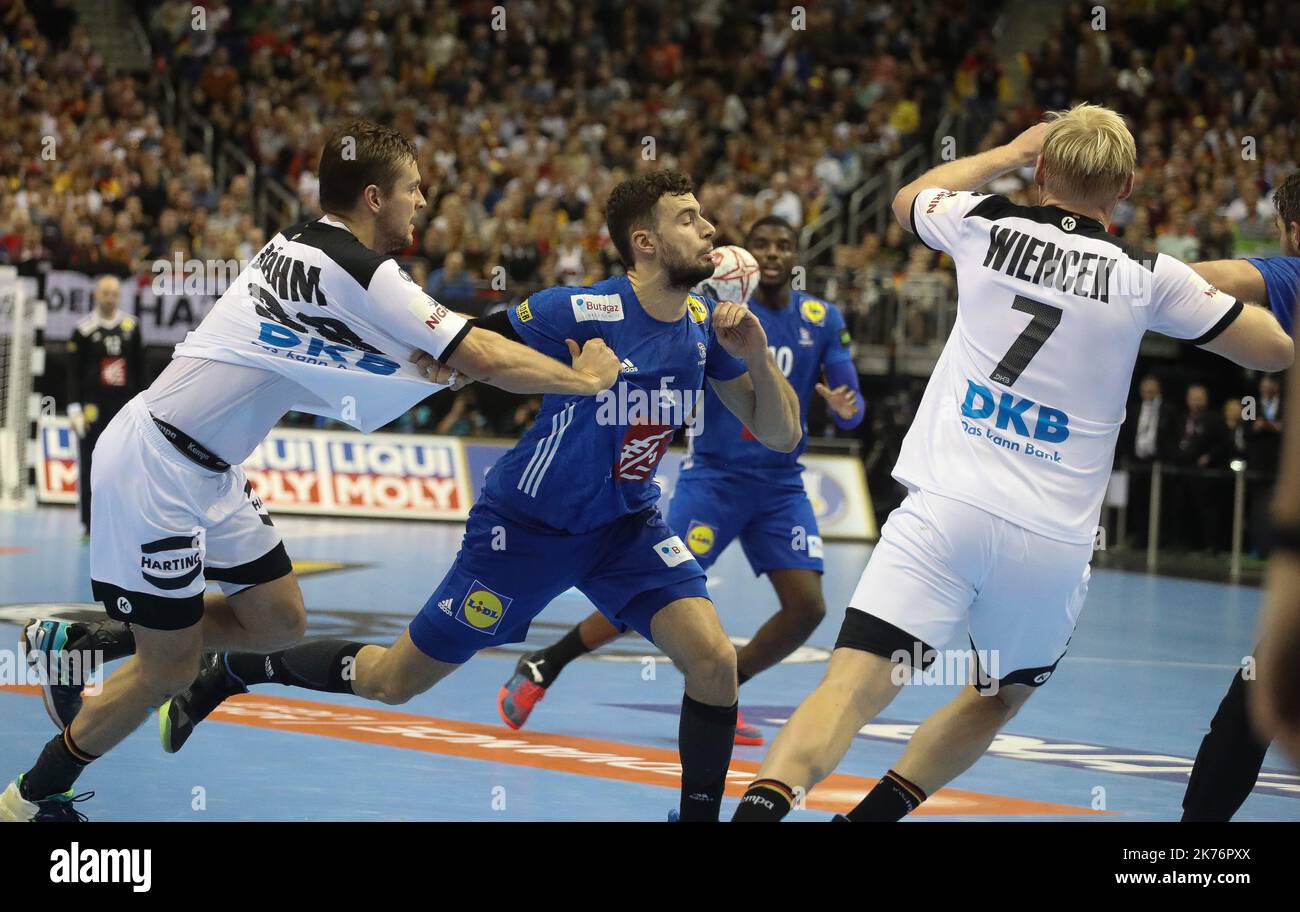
[
  {"left": 768, "top": 423, "right": 803, "bottom": 453},
  {"left": 1262, "top": 331, "right": 1295, "bottom": 372},
  {"left": 891, "top": 190, "right": 913, "bottom": 231}
]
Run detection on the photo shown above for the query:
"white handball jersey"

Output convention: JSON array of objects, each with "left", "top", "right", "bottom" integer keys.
[
  {"left": 171, "top": 215, "right": 469, "bottom": 434},
  {"left": 894, "top": 188, "right": 1242, "bottom": 544}
]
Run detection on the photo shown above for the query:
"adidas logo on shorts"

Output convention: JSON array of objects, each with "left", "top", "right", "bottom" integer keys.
[{"left": 438, "top": 598, "right": 453, "bottom": 616}]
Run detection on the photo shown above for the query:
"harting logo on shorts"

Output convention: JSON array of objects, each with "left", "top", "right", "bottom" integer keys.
[
  {"left": 49, "top": 843, "right": 151, "bottom": 892},
  {"left": 454, "top": 581, "right": 512, "bottom": 634},
  {"left": 139, "top": 534, "right": 204, "bottom": 591}
]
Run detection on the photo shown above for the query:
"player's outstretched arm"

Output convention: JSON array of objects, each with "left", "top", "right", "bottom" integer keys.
[
  {"left": 435, "top": 328, "right": 620, "bottom": 396},
  {"left": 892, "top": 122, "right": 1048, "bottom": 232},
  {"left": 1190, "top": 259, "right": 1268, "bottom": 305},
  {"left": 1198, "top": 303, "right": 1294, "bottom": 371},
  {"left": 709, "top": 301, "right": 802, "bottom": 452}
]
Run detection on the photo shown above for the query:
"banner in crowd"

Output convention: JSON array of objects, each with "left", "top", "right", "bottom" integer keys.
[
  {"left": 41, "top": 270, "right": 217, "bottom": 345},
  {"left": 37, "top": 420, "right": 876, "bottom": 539}
]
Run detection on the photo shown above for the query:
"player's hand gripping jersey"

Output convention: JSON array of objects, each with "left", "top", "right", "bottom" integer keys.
[
  {"left": 895, "top": 189, "right": 1241, "bottom": 544},
  {"left": 481, "top": 276, "right": 747, "bottom": 533},
  {"left": 172, "top": 215, "right": 470, "bottom": 431},
  {"left": 685, "top": 289, "right": 853, "bottom": 476}
]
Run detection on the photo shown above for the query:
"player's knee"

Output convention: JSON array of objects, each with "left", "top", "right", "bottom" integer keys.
[
  {"left": 779, "top": 594, "right": 826, "bottom": 631},
  {"left": 687, "top": 641, "right": 737, "bottom": 695},
  {"left": 268, "top": 591, "right": 307, "bottom": 644}
]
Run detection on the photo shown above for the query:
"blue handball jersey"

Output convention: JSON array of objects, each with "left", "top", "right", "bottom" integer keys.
[
  {"left": 481, "top": 275, "right": 748, "bottom": 534},
  {"left": 1246, "top": 255, "right": 1299, "bottom": 335},
  {"left": 686, "top": 290, "right": 852, "bottom": 475}
]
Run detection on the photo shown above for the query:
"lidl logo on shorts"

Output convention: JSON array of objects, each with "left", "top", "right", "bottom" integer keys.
[
  {"left": 516, "top": 300, "right": 533, "bottom": 323},
  {"left": 685, "top": 521, "right": 716, "bottom": 556},
  {"left": 654, "top": 536, "right": 695, "bottom": 568},
  {"left": 455, "top": 581, "right": 512, "bottom": 634},
  {"left": 800, "top": 299, "right": 827, "bottom": 325},
  {"left": 686, "top": 295, "right": 708, "bottom": 324}
]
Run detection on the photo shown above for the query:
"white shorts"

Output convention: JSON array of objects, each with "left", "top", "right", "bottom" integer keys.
[
  {"left": 89, "top": 396, "right": 292, "bottom": 630},
  {"left": 840, "top": 487, "right": 1091, "bottom": 687}
]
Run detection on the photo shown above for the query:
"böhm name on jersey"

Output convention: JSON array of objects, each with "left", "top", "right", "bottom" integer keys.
[{"left": 245, "top": 244, "right": 401, "bottom": 375}]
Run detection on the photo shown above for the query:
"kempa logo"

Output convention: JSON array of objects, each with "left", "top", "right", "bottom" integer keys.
[
  {"left": 49, "top": 843, "right": 151, "bottom": 892},
  {"left": 116, "top": 597, "right": 132, "bottom": 616}
]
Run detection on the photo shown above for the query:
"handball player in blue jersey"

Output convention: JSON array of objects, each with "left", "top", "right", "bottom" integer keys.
[
  {"left": 1182, "top": 169, "right": 1300, "bottom": 821},
  {"left": 499, "top": 216, "right": 865, "bottom": 745},
  {"left": 159, "top": 171, "right": 802, "bottom": 822}
]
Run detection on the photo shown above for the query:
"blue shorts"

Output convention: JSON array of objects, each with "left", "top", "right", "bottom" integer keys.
[
  {"left": 667, "top": 467, "right": 824, "bottom": 576},
  {"left": 409, "top": 499, "right": 709, "bottom": 664}
]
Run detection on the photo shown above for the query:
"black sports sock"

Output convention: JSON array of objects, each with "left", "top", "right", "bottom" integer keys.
[
  {"left": 71, "top": 620, "right": 136, "bottom": 662},
  {"left": 223, "top": 639, "right": 364, "bottom": 693},
  {"left": 732, "top": 778, "right": 796, "bottom": 821},
  {"left": 20, "top": 729, "right": 97, "bottom": 800},
  {"left": 678, "top": 694, "right": 737, "bottom": 821},
  {"left": 539, "top": 625, "right": 591, "bottom": 682},
  {"left": 845, "top": 770, "right": 927, "bottom": 821},
  {"left": 1182, "top": 668, "right": 1270, "bottom": 821}
]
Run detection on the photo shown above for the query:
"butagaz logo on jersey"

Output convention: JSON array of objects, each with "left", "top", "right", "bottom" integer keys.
[
  {"left": 571, "top": 293, "right": 624, "bottom": 322},
  {"left": 959, "top": 379, "right": 1070, "bottom": 463},
  {"left": 982, "top": 226, "right": 1126, "bottom": 303},
  {"left": 595, "top": 379, "right": 705, "bottom": 437},
  {"left": 139, "top": 533, "right": 204, "bottom": 590}
]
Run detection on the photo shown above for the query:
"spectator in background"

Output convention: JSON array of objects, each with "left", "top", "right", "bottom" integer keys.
[
  {"left": 1249, "top": 374, "right": 1286, "bottom": 556},
  {"left": 1173, "top": 384, "right": 1231, "bottom": 551},
  {"left": 1124, "top": 374, "right": 1179, "bottom": 548},
  {"left": 426, "top": 250, "right": 477, "bottom": 314}
]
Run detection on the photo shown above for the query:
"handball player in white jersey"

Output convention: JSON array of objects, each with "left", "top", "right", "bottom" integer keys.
[
  {"left": 2, "top": 120, "right": 620, "bottom": 821},
  {"left": 732, "top": 104, "right": 1294, "bottom": 822}
]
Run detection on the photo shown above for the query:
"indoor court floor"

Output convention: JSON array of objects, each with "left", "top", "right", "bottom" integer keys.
[{"left": 1, "top": 506, "right": 1296, "bottom": 821}]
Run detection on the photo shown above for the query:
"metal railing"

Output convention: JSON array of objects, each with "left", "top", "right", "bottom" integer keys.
[{"left": 1106, "top": 460, "right": 1277, "bottom": 584}]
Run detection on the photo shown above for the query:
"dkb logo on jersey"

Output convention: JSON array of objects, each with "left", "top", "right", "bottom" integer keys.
[
  {"left": 455, "top": 581, "right": 512, "bottom": 634},
  {"left": 685, "top": 521, "right": 716, "bottom": 556},
  {"left": 961, "top": 380, "right": 1070, "bottom": 444},
  {"left": 139, "top": 532, "right": 204, "bottom": 591}
]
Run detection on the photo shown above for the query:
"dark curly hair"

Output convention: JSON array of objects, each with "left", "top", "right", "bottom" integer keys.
[
  {"left": 1273, "top": 170, "right": 1300, "bottom": 230},
  {"left": 604, "top": 170, "right": 695, "bottom": 267}
]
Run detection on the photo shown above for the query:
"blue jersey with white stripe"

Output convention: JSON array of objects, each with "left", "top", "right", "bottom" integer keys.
[
  {"left": 480, "top": 275, "right": 748, "bottom": 534},
  {"left": 685, "top": 289, "right": 852, "bottom": 477},
  {"left": 1246, "top": 255, "right": 1299, "bottom": 335}
]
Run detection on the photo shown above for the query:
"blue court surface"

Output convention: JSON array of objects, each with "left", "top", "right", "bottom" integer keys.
[{"left": 1, "top": 506, "right": 1296, "bottom": 821}]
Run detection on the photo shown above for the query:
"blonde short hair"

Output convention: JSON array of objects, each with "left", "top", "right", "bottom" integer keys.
[{"left": 1040, "top": 103, "right": 1136, "bottom": 203}]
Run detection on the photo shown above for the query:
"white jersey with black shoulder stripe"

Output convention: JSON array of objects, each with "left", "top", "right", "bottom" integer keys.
[
  {"left": 894, "top": 188, "right": 1242, "bottom": 544},
  {"left": 169, "top": 215, "right": 468, "bottom": 435}
]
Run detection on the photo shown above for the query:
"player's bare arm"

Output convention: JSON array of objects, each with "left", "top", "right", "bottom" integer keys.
[
  {"left": 892, "top": 122, "right": 1049, "bottom": 231},
  {"left": 414, "top": 331, "right": 620, "bottom": 396},
  {"left": 1197, "top": 303, "right": 1293, "bottom": 371},
  {"left": 1190, "top": 259, "right": 1269, "bottom": 304},
  {"left": 709, "top": 301, "right": 801, "bottom": 452}
]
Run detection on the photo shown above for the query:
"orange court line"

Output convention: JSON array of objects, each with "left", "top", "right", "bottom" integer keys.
[{"left": 1, "top": 685, "right": 1096, "bottom": 817}]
